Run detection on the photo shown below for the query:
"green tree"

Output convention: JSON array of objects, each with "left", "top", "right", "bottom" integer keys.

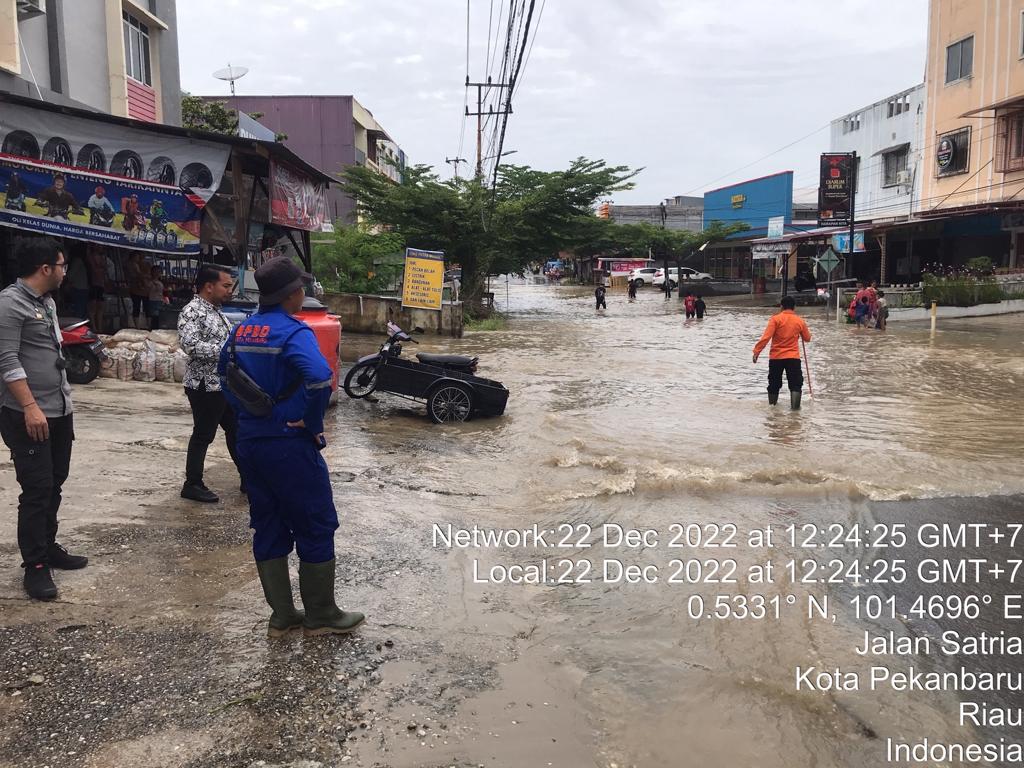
[
  {"left": 313, "top": 226, "right": 405, "bottom": 294},
  {"left": 181, "top": 94, "right": 238, "bottom": 134},
  {"left": 341, "top": 157, "right": 639, "bottom": 313}
]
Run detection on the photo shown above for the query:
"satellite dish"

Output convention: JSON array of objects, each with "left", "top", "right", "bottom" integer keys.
[{"left": 213, "top": 64, "right": 249, "bottom": 96}]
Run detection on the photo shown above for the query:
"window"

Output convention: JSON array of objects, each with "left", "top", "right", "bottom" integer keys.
[
  {"left": 995, "top": 112, "right": 1024, "bottom": 173},
  {"left": 936, "top": 126, "right": 971, "bottom": 176},
  {"left": 842, "top": 114, "right": 862, "bottom": 133},
  {"left": 882, "top": 147, "right": 909, "bottom": 187},
  {"left": 122, "top": 12, "right": 152, "bottom": 85},
  {"left": 945, "top": 36, "right": 974, "bottom": 83}
]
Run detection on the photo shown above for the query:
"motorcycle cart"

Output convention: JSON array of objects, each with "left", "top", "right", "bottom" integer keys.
[{"left": 344, "top": 323, "right": 508, "bottom": 424}]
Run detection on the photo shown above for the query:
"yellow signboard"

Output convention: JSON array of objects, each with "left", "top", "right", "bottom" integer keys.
[{"left": 401, "top": 248, "right": 445, "bottom": 311}]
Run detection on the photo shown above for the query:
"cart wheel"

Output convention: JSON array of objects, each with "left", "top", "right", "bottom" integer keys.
[
  {"left": 343, "top": 361, "right": 379, "bottom": 398},
  {"left": 427, "top": 381, "right": 473, "bottom": 424}
]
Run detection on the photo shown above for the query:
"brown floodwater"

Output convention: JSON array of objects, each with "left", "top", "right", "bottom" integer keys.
[{"left": 331, "top": 281, "right": 1024, "bottom": 767}]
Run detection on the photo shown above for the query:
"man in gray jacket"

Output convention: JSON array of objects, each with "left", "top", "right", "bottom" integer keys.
[{"left": 0, "top": 238, "right": 88, "bottom": 600}]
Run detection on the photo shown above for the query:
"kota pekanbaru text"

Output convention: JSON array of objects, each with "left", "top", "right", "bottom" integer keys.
[{"left": 796, "top": 664, "right": 1023, "bottom": 692}]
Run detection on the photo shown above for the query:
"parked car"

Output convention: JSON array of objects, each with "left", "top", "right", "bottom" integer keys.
[
  {"left": 627, "top": 267, "right": 659, "bottom": 285},
  {"left": 653, "top": 267, "right": 713, "bottom": 287}
]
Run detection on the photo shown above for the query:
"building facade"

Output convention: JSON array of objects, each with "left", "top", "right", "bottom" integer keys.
[
  {"left": 211, "top": 95, "right": 406, "bottom": 224},
  {"left": 912, "top": 0, "right": 1024, "bottom": 272},
  {"left": 830, "top": 84, "right": 925, "bottom": 223},
  {"left": 1, "top": 0, "right": 181, "bottom": 125},
  {"left": 597, "top": 195, "right": 704, "bottom": 232}
]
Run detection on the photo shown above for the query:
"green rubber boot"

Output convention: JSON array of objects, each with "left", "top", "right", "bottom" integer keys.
[
  {"left": 790, "top": 390, "right": 802, "bottom": 410},
  {"left": 768, "top": 390, "right": 779, "bottom": 405},
  {"left": 255, "top": 557, "right": 304, "bottom": 637},
  {"left": 299, "top": 559, "right": 366, "bottom": 636}
]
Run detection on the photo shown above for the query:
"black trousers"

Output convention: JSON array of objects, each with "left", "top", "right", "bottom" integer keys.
[
  {"left": 0, "top": 408, "right": 74, "bottom": 567},
  {"left": 596, "top": 298, "right": 606, "bottom": 309},
  {"left": 184, "top": 387, "right": 239, "bottom": 485},
  {"left": 768, "top": 358, "right": 804, "bottom": 393}
]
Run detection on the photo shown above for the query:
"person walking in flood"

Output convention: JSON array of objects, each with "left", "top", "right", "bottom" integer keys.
[
  {"left": 219, "top": 257, "right": 364, "bottom": 637},
  {"left": 627, "top": 279, "right": 638, "bottom": 301},
  {"left": 695, "top": 294, "right": 707, "bottom": 319},
  {"left": 683, "top": 291, "right": 697, "bottom": 319},
  {"left": 752, "top": 295, "right": 811, "bottom": 410},
  {"left": 595, "top": 283, "right": 607, "bottom": 310}
]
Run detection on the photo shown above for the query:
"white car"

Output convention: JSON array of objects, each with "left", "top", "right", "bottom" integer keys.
[
  {"left": 627, "top": 267, "right": 659, "bottom": 285},
  {"left": 653, "top": 267, "right": 713, "bottom": 287}
]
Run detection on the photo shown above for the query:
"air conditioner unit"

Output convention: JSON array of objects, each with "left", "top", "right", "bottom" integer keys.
[
  {"left": 896, "top": 170, "right": 912, "bottom": 186},
  {"left": 16, "top": 0, "right": 46, "bottom": 20}
]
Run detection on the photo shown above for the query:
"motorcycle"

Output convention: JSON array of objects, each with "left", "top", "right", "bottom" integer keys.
[
  {"left": 60, "top": 318, "right": 107, "bottom": 384},
  {"left": 343, "top": 322, "right": 507, "bottom": 424},
  {"left": 89, "top": 206, "right": 115, "bottom": 227}
]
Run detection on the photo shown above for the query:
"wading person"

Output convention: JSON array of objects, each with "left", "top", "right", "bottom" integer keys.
[
  {"left": 595, "top": 282, "right": 607, "bottom": 310},
  {"left": 177, "top": 265, "right": 241, "bottom": 503},
  {"left": 627, "top": 279, "right": 638, "bottom": 301},
  {"left": 695, "top": 294, "right": 707, "bottom": 319},
  {"left": 220, "top": 257, "right": 363, "bottom": 637},
  {"left": 752, "top": 295, "right": 811, "bottom": 410},
  {"left": 683, "top": 291, "right": 697, "bottom": 319},
  {"left": 0, "top": 238, "right": 88, "bottom": 600}
]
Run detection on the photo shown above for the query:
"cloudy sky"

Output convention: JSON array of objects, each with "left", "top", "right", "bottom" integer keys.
[{"left": 178, "top": 0, "right": 928, "bottom": 204}]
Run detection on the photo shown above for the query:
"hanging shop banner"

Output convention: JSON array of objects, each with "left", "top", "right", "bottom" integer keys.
[
  {"left": 0, "top": 154, "right": 207, "bottom": 255},
  {"left": 269, "top": 158, "right": 332, "bottom": 233},
  {"left": 401, "top": 248, "right": 445, "bottom": 311},
  {"left": 752, "top": 241, "right": 790, "bottom": 260},
  {"left": 831, "top": 231, "right": 865, "bottom": 253},
  {"left": 0, "top": 100, "right": 231, "bottom": 254},
  {"left": 818, "top": 152, "right": 855, "bottom": 227}
]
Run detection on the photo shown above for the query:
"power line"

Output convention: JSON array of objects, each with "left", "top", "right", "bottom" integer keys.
[{"left": 489, "top": 0, "right": 537, "bottom": 194}]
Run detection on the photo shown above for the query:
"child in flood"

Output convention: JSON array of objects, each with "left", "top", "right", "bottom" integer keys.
[
  {"left": 875, "top": 291, "right": 888, "bottom": 331},
  {"left": 683, "top": 291, "right": 697, "bottom": 319},
  {"left": 854, "top": 295, "right": 871, "bottom": 327},
  {"left": 695, "top": 295, "right": 707, "bottom": 319}
]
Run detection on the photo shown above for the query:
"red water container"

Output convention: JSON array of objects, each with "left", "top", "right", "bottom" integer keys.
[{"left": 294, "top": 297, "right": 341, "bottom": 398}]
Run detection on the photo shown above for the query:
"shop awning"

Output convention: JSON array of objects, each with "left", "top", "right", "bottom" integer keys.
[
  {"left": 871, "top": 141, "right": 910, "bottom": 157},
  {"left": 960, "top": 93, "right": 1024, "bottom": 118}
]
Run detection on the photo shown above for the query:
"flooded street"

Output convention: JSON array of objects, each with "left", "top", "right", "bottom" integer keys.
[
  {"left": 2, "top": 281, "right": 1023, "bottom": 767},
  {"left": 336, "top": 281, "right": 1024, "bottom": 767}
]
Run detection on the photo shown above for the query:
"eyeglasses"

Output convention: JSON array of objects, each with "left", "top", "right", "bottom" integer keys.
[{"left": 49, "top": 262, "right": 68, "bottom": 271}]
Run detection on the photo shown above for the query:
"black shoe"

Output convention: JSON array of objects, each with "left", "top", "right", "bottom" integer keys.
[
  {"left": 181, "top": 482, "right": 219, "bottom": 503},
  {"left": 48, "top": 543, "right": 88, "bottom": 570},
  {"left": 24, "top": 563, "right": 57, "bottom": 601}
]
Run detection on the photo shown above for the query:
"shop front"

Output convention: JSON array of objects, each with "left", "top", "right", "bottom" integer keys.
[{"left": 0, "top": 91, "right": 333, "bottom": 334}]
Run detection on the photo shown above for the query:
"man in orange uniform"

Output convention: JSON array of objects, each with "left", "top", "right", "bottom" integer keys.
[{"left": 752, "top": 296, "right": 811, "bottom": 410}]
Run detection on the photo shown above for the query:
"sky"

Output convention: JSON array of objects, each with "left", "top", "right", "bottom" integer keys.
[{"left": 177, "top": 0, "right": 929, "bottom": 204}]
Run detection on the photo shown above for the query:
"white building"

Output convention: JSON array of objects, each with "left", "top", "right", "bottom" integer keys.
[{"left": 829, "top": 84, "right": 925, "bottom": 223}]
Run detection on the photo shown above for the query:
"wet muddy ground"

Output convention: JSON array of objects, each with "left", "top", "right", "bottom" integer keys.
[{"left": 2, "top": 282, "right": 1024, "bottom": 767}]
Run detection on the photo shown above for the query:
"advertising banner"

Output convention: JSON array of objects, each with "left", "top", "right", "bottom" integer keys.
[
  {"left": 269, "top": 158, "right": 332, "bottom": 233},
  {"left": 0, "top": 154, "right": 206, "bottom": 255},
  {"left": 831, "top": 232, "right": 865, "bottom": 253},
  {"left": 600, "top": 259, "right": 650, "bottom": 275},
  {"left": 401, "top": 248, "right": 445, "bottom": 311},
  {"left": 752, "top": 242, "right": 789, "bottom": 260},
  {"left": 0, "top": 100, "right": 231, "bottom": 254},
  {"left": 818, "top": 153, "right": 855, "bottom": 227},
  {"left": 767, "top": 216, "right": 785, "bottom": 239}
]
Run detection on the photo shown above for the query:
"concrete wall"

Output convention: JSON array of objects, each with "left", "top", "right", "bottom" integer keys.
[
  {"left": 323, "top": 293, "right": 464, "bottom": 338},
  {"left": 153, "top": 0, "right": 181, "bottom": 125},
  {"left": 63, "top": 0, "right": 111, "bottom": 113},
  {"left": 830, "top": 84, "right": 925, "bottom": 221}
]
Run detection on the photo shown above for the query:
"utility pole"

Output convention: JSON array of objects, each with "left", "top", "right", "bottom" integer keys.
[
  {"left": 660, "top": 201, "right": 672, "bottom": 299},
  {"left": 446, "top": 156, "right": 467, "bottom": 179},
  {"left": 465, "top": 76, "right": 512, "bottom": 178}
]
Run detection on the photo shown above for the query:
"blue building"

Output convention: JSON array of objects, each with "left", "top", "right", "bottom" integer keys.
[{"left": 701, "top": 171, "right": 800, "bottom": 279}]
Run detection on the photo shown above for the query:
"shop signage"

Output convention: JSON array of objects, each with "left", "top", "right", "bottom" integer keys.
[
  {"left": 401, "top": 248, "right": 445, "bottom": 311},
  {"left": 752, "top": 242, "right": 789, "bottom": 260},
  {"left": 0, "top": 100, "right": 232, "bottom": 254},
  {"left": 831, "top": 231, "right": 865, "bottom": 253},
  {"left": 731, "top": 194, "right": 746, "bottom": 209},
  {"left": 601, "top": 259, "right": 649, "bottom": 275},
  {"left": 937, "top": 137, "right": 955, "bottom": 169},
  {"left": 0, "top": 154, "right": 208, "bottom": 254},
  {"left": 767, "top": 216, "right": 785, "bottom": 239},
  {"left": 818, "top": 153, "right": 855, "bottom": 227},
  {"left": 269, "top": 158, "right": 332, "bottom": 233}
]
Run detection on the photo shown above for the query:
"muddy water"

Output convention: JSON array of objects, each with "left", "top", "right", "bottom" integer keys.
[{"left": 333, "top": 282, "right": 1024, "bottom": 767}]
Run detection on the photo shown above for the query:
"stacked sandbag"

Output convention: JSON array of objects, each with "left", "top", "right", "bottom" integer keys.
[
  {"left": 132, "top": 341, "right": 157, "bottom": 382},
  {"left": 100, "top": 329, "right": 187, "bottom": 385}
]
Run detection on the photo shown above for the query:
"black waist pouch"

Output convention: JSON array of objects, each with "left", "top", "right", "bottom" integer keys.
[{"left": 225, "top": 329, "right": 299, "bottom": 417}]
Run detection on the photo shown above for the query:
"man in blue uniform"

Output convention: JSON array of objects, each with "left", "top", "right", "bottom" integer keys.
[{"left": 219, "top": 257, "right": 364, "bottom": 637}]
